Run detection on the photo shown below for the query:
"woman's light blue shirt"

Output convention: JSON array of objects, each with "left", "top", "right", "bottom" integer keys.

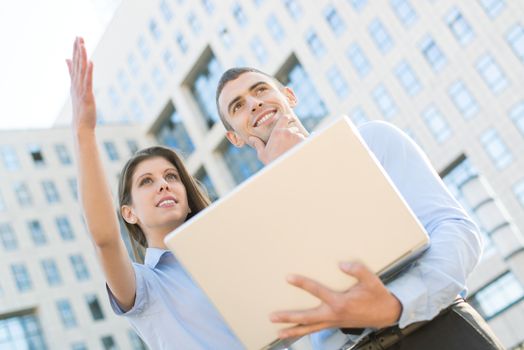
[{"left": 107, "top": 248, "right": 244, "bottom": 350}]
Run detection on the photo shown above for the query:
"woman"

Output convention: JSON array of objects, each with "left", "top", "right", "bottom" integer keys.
[{"left": 66, "top": 37, "right": 244, "bottom": 349}]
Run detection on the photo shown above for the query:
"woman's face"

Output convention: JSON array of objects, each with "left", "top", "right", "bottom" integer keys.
[{"left": 122, "top": 156, "right": 191, "bottom": 239}]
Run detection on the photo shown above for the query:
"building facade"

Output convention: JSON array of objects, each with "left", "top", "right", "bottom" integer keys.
[
  {"left": 0, "top": 125, "right": 149, "bottom": 349},
  {"left": 3, "top": 0, "right": 524, "bottom": 348}
]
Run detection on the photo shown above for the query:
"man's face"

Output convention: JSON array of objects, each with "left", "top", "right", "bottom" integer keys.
[{"left": 218, "top": 72, "right": 297, "bottom": 146}]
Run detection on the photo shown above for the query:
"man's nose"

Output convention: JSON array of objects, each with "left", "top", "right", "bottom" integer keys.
[{"left": 246, "top": 95, "right": 263, "bottom": 113}]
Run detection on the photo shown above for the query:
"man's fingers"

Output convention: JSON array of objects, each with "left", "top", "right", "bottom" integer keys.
[
  {"left": 339, "top": 262, "right": 378, "bottom": 286},
  {"left": 286, "top": 274, "right": 336, "bottom": 304},
  {"left": 270, "top": 304, "right": 325, "bottom": 325},
  {"left": 248, "top": 136, "right": 265, "bottom": 154},
  {"left": 277, "top": 321, "right": 333, "bottom": 339}
]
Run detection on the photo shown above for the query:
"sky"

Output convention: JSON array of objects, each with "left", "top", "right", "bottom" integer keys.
[{"left": 0, "top": 0, "right": 120, "bottom": 130}]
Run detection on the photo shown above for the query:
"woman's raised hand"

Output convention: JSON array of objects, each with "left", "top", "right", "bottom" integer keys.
[{"left": 66, "top": 37, "right": 96, "bottom": 131}]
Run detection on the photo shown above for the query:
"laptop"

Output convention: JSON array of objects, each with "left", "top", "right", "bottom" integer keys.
[{"left": 164, "top": 116, "right": 429, "bottom": 350}]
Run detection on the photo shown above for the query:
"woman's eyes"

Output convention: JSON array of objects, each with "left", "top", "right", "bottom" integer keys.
[
  {"left": 139, "top": 177, "right": 152, "bottom": 186},
  {"left": 165, "top": 173, "right": 178, "bottom": 181}
]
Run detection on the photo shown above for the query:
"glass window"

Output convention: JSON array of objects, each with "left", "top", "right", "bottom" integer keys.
[
  {"left": 283, "top": 0, "right": 302, "bottom": 20},
  {"left": 68, "top": 177, "right": 78, "bottom": 200},
  {"left": 188, "top": 12, "right": 202, "bottom": 34},
  {"left": 445, "top": 7, "right": 475, "bottom": 46},
  {"left": 221, "top": 142, "right": 263, "bottom": 184},
  {"left": 190, "top": 53, "right": 223, "bottom": 128},
  {"left": 218, "top": 25, "right": 234, "bottom": 49},
  {"left": 277, "top": 61, "right": 329, "bottom": 131},
  {"left": 154, "top": 102, "right": 195, "bottom": 158},
  {"left": 127, "top": 140, "right": 139, "bottom": 155},
  {"left": 42, "top": 180, "right": 60, "bottom": 203},
  {"left": 421, "top": 105, "right": 452, "bottom": 143},
  {"left": 137, "top": 35, "right": 150, "bottom": 60},
  {"left": 140, "top": 83, "right": 155, "bottom": 106},
  {"left": 71, "top": 342, "right": 87, "bottom": 350},
  {"left": 41, "top": 259, "right": 62, "bottom": 286},
  {"left": 419, "top": 35, "right": 447, "bottom": 71},
  {"left": 0, "top": 223, "right": 18, "bottom": 251},
  {"left": 28, "top": 144, "right": 45, "bottom": 167},
  {"left": 11, "top": 263, "right": 32, "bottom": 292},
  {"left": 250, "top": 36, "right": 269, "bottom": 64},
  {"left": 149, "top": 18, "right": 162, "bottom": 40},
  {"left": 372, "top": 84, "right": 397, "bottom": 119},
  {"left": 70, "top": 254, "right": 90, "bottom": 281},
  {"left": 129, "top": 330, "right": 147, "bottom": 350},
  {"left": 103, "top": 141, "right": 120, "bottom": 161},
  {"left": 266, "top": 14, "right": 285, "bottom": 43},
  {"left": 86, "top": 294, "right": 105, "bottom": 321},
  {"left": 195, "top": 167, "right": 218, "bottom": 202},
  {"left": 56, "top": 216, "right": 75, "bottom": 241},
  {"left": 514, "top": 179, "right": 524, "bottom": 208},
  {"left": 349, "top": 0, "right": 367, "bottom": 12},
  {"left": 232, "top": 2, "right": 247, "bottom": 27},
  {"left": 443, "top": 158, "right": 495, "bottom": 256},
  {"left": 394, "top": 60, "right": 422, "bottom": 96},
  {"left": 470, "top": 272, "right": 524, "bottom": 320},
  {"left": 475, "top": 54, "right": 508, "bottom": 94},
  {"left": 509, "top": 101, "right": 524, "bottom": 137},
  {"left": 0, "top": 190, "right": 6, "bottom": 212},
  {"left": 390, "top": 0, "right": 417, "bottom": 27},
  {"left": 448, "top": 80, "right": 479, "bottom": 119},
  {"left": 55, "top": 144, "right": 72, "bottom": 165},
  {"left": 506, "top": 23, "right": 524, "bottom": 63},
  {"left": 480, "top": 128, "right": 513, "bottom": 170},
  {"left": 202, "top": 0, "right": 215, "bottom": 14},
  {"left": 477, "top": 0, "right": 505, "bottom": 19},
  {"left": 163, "top": 48, "right": 177, "bottom": 73},
  {"left": 324, "top": 5, "right": 346, "bottom": 36},
  {"left": 130, "top": 99, "right": 145, "bottom": 122},
  {"left": 326, "top": 66, "right": 350, "bottom": 99},
  {"left": 127, "top": 53, "right": 140, "bottom": 77},
  {"left": 14, "top": 182, "right": 32, "bottom": 207},
  {"left": 152, "top": 66, "right": 166, "bottom": 89},
  {"left": 56, "top": 299, "right": 77, "bottom": 328},
  {"left": 176, "top": 32, "right": 189, "bottom": 54},
  {"left": 108, "top": 85, "right": 120, "bottom": 108},
  {"left": 28, "top": 220, "right": 47, "bottom": 246},
  {"left": 0, "top": 313, "right": 46, "bottom": 349},
  {"left": 350, "top": 106, "right": 369, "bottom": 126},
  {"left": 101, "top": 336, "right": 117, "bottom": 350},
  {"left": 117, "top": 69, "right": 130, "bottom": 92},
  {"left": 346, "top": 43, "right": 372, "bottom": 78},
  {"left": 0, "top": 145, "right": 20, "bottom": 171},
  {"left": 368, "top": 19, "right": 394, "bottom": 54},
  {"left": 305, "top": 28, "right": 326, "bottom": 58},
  {"left": 160, "top": 0, "right": 174, "bottom": 22}
]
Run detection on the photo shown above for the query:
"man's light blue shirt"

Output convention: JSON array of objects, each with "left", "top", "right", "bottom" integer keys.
[
  {"left": 107, "top": 121, "right": 482, "bottom": 350},
  {"left": 311, "top": 121, "right": 482, "bottom": 349}
]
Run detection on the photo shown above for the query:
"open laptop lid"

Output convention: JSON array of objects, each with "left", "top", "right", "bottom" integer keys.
[{"left": 165, "top": 116, "right": 429, "bottom": 349}]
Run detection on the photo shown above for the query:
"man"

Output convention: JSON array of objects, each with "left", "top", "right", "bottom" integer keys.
[{"left": 215, "top": 67, "right": 504, "bottom": 350}]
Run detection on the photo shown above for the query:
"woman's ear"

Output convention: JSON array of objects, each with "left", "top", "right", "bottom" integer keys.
[{"left": 121, "top": 205, "right": 138, "bottom": 224}]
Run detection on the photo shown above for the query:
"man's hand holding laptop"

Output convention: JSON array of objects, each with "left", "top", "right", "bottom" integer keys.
[{"left": 269, "top": 262, "right": 402, "bottom": 339}]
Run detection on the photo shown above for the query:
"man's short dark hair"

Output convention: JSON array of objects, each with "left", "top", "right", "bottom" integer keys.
[{"left": 215, "top": 67, "right": 282, "bottom": 131}]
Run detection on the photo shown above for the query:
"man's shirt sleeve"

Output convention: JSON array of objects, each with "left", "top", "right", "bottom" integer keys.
[{"left": 359, "top": 121, "right": 482, "bottom": 328}]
